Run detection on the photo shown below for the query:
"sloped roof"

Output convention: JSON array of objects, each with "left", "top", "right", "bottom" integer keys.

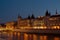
[{"left": 50, "top": 14, "right": 60, "bottom": 17}]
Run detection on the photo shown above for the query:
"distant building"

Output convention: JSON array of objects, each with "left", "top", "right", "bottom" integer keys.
[
  {"left": 1, "top": 10, "right": 60, "bottom": 30},
  {"left": 0, "top": 23, "right": 6, "bottom": 30},
  {"left": 17, "top": 10, "right": 60, "bottom": 29},
  {"left": 5, "top": 21, "right": 15, "bottom": 30}
]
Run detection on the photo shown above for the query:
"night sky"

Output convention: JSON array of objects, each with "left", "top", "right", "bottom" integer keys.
[{"left": 0, "top": 0, "right": 60, "bottom": 23}]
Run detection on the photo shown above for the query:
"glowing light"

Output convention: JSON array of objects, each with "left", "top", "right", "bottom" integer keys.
[
  {"left": 33, "top": 26, "right": 47, "bottom": 29},
  {"left": 52, "top": 26, "right": 60, "bottom": 29},
  {"left": 49, "top": 18, "right": 57, "bottom": 20}
]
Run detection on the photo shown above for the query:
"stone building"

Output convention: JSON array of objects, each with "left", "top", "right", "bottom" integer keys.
[{"left": 17, "top": 10, "right": 60, "bottom": 29}]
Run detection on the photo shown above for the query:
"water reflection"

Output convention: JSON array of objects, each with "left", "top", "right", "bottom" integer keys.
[
  {"left": 33, "top": 34, "right": 37, "bottom": 40},
  {"left": 54, "top": 37, "right": 60, "bottom": 40},
  {"left": 40, "top": 36, "right": 47, "bottom": 40},
  {"left": 0, "top": 32, "right": 60, "bottom": 40},
  {"left": 24, "top": 33, "right": 28, "bottom": 40}
]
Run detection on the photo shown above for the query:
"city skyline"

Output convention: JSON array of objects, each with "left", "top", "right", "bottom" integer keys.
[{"left": 0, "top": 0, "right": 60, "bottom": 23}]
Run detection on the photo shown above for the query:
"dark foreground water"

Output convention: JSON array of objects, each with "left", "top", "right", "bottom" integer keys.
[{"left": 0, "top": 31, "right": 60, "bottom": 40}]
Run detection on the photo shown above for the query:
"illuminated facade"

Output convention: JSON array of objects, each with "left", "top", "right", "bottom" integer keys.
[
  {"left": 5, "top": 21, "right": 15, "bottom": 30},
  {"left": 17, "top": 10, "right": 60, "bottom": 29},
  {"left": 0, "top": 10, "right": 60, "bottom": 30}
]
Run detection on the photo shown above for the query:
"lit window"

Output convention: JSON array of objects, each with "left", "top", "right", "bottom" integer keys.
[
  {"left": 49, "top": 18, "right": 57, "bottom": 20},
  {"left": 52, "top": 26, "right": 60, "bottom": 29}
]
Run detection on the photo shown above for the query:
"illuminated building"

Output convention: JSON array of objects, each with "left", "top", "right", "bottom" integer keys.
[
  {"left": 5, "top": 21, "right": 15, "bottom": 30},
  {"left": 17, "top": 10, "right": 60, "bottom": 29},
  {"left": 1, "top": 10, "right": 60, "bottom": 30}
]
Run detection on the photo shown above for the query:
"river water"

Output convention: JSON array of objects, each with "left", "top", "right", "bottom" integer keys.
[{"left": 0, "top": 31, "right": 60, "bottom": 40}]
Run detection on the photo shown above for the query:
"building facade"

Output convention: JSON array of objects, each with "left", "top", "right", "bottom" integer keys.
[{"left": 17, "top": 10, "right": 60, "bottom": 29}]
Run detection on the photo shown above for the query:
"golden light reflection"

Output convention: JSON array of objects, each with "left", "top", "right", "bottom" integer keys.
[
  {"left": 54, "top": 37, "right": 60, "bottom": 40},
  {"left": 40, "top": 36, "right": 43, "bottom": 40},
  {"left": 0, "top": 31, "right": 60, "bottom": 40},
  {"left": 44, "top": 36, "right": 47, "bottom": 40},
  {"left": 24, "top": 33, "right": 28, "bottom": 40},
  {"left": 17, "top": 32, "right": 20, "bottom": 40},
  {"left": 33, "top": 34, "right": 37, "bottom": 40},
  {"left": 40, "top": 36, "right": 47, "bottom": 40},
  {"left": 10, "top": 32, "right": 13, "bottom": 37},
  {"left": 18, "top": 32, "right": 20, "bottom": 36},
  {"left": 14, "top": 32, "right": 17, "bottom": 35}
]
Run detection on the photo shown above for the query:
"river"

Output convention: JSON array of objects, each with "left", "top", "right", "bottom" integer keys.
[{"left": 0, "top": 31, "right": 60, "bottom": 40}]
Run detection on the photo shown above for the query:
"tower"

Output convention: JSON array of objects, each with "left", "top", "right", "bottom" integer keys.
[
  {"left": 45, "top": 10, "right": 50, "bottom": 16},
  {"left": 56, "top": 9, "right": 58, "bottom": 15},
  {"left": 17, "top": 14, "right": 22, "bottom": 28},
  {"left": 28, "top": 15, "right": 30, "bottom": 19},
  {"left": 31, "top": 14, "right": 35, "bottom": 19}
]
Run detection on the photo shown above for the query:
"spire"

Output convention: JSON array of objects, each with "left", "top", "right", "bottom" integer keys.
[
  {"left": 56, "top": 9, "right": 58, "bottom": 15},
  {"left": 45, "top": 10, "right": 49, "bottom": 16},
  {"left": 48, "top": 12, "right": 51, "bottom": 16},
  {"left": 45, "top": 10, "right": 51, "bottom": 16},
  {"left": 31, "top": 14, "right": 35, "bottom": 19},
  {"left": 18, "top": 14, "right": 22, "bottom": 18},
  {"left": 28, "top": 15, "right": 30, "bottom": 19}
]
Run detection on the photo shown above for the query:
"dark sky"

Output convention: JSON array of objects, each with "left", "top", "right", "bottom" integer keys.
[{"left": 0, "top": 0, "right": 60, "bottom": 23}]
